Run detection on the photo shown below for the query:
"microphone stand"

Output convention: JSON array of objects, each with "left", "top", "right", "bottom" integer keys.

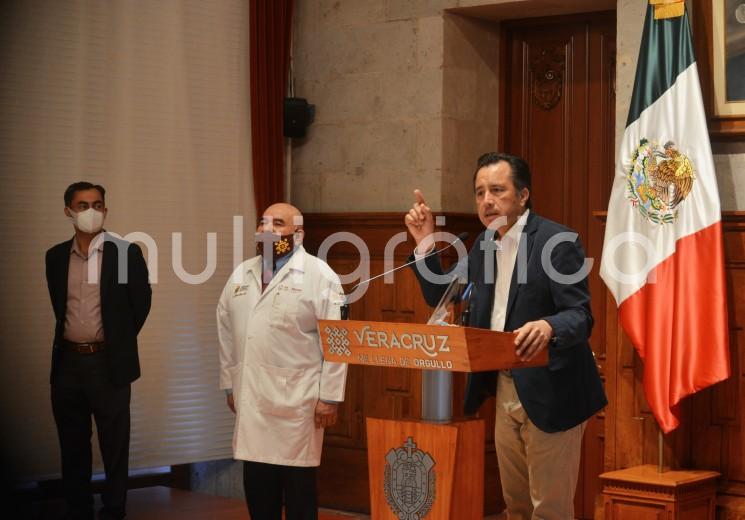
[
  {"left": 338, "top": 232, "right": 471, "bottom": 422},
  {"left": 338, "top": 232, "right": 469, "bottom": 321}
]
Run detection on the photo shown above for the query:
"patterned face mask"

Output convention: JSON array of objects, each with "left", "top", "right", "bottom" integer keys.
[
  {"left": 255, "top": 232, "right": 296, "bottom": 262},
  {"left": 272, "top": 234, "right": 294, "bottom": 258}
]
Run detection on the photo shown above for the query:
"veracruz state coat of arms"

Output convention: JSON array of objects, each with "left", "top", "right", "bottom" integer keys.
[{"left": 384, "top": 437, "right": 435, "bottom": 519}]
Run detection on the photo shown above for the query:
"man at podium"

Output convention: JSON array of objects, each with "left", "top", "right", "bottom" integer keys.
[{"left": 405, "top": 152, "right": 607, "bottom": 520}]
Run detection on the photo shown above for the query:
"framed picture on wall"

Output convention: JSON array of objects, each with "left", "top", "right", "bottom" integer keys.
[
  {"left": 713, "top": 1, "right": 745, "bottom": 115},
  {"left": 692, "top": 0, "right": 745, "bottom": 138}
]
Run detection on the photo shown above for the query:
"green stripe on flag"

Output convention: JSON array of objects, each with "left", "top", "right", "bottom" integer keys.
[{"left": 626, "top": 3, "right": 696, "bottom": 127}]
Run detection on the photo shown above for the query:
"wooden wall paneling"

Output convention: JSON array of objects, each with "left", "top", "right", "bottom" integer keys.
[
  {"left": 317, "top": 255, "right": 370, "bottom": 512},
  {"left": 582, "top": 17, "right": 616, "bottom": 516},
  {"left": 610, "top": 320, "right": 692, "bottom": 470},
  {"left": 603, "top": 280, "right": 620, "bottom": 471},
  {"left": 724, "top": 215, "right": 745, "bottom": 493},
  {"left": 323, "top": 257, "right": 366, "bottom": 450},
  {"left": 693, "top": 216, "right": 745, "bottom": 495}
]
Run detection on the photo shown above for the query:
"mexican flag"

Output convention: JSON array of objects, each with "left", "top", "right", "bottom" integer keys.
[{"left": 599, "top": 1, "right": 730, "bottom": 434}]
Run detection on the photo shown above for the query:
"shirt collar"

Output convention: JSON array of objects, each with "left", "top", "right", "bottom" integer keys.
[
  {"left": 248, "top": 245, "right": 306, "bottom": 283},
  {"left": 273, "top": 246, "right": 298, "bottom": 275},
  {"left": 70, "top": 233, "right": 105, "bottom": 258},
  {"left": 498, "top": 209, "right": 530, "bottom": 244}
]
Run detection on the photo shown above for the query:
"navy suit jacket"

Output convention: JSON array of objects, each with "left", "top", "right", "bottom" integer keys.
[
  {"left": 46, "top": 233, "right": 152, "bottom": 386},
  {"left": 412, "top": 212, "right": 607, "bottom": 432}
]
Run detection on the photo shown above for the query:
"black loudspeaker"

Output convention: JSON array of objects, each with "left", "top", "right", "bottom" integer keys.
[{"left": 284, "top": 97, "right": 315, "bottom": 138}]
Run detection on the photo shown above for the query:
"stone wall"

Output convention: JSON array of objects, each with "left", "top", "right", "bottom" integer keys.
[
  {"left": 442, "top": 14, "right": 500, "bottom": 212},
  {"left": 291, "top": 0, "right": 451, "bottom": 212},
  {"left": 291, "top": 0, "right": 744, "bottom": 213}
]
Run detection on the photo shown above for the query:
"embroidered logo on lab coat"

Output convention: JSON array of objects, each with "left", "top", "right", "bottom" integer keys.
[{"left": 233, "top": 285, "right": 250, "bottom": 297}]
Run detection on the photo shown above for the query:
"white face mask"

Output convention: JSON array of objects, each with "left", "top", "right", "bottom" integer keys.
[{"left": 69, "top": 208, "right": 105, "bottom": 234}]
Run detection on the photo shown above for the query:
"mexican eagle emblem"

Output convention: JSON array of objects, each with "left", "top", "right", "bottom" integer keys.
[
  {"left": 384, "top": 437, "right": 435, "bottom": 519},
  {"left": 626, "top": 138, "right": 695, "bottom": 224}
]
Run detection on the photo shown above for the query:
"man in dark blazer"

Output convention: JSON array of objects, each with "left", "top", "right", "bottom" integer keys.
[
  {"left": 405, "top": 153, "right": 606, "bottom": 520},
  {"left": 46, "top": 182, "right": 151, "bottom": 520}
]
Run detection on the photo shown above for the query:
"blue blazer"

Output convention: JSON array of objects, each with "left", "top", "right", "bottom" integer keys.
[{"left": 412, "top": 212, "right": 606, "bottom": 433}]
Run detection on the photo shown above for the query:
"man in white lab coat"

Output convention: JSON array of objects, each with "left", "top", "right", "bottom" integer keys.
[{"left": 217, "top": 203, "right": 347, "bottom": 520}]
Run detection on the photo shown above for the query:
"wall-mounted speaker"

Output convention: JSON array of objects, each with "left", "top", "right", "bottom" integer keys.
[{"left": 284, "top": 97, "right": 315, "bottom": 138}]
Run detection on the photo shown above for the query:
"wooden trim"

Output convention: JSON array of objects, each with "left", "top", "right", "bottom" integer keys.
[
  {"left": 302, "top": 212, "right": 483, "bottom": 260},
  {"left": 592, "top": 210, "right": 745, "bottom": 226},
  {"left": 497, "top": 10, "right": 616, "bottom": 28},
  {"left": 498, "top": 27, "right": 509, "bottom": 151},
  {"left": 722, "top": 211, "right": 745, "bottom": 227},
  {"left": 304, "top": 212, "right": 479, "bottom": 230},
  {"left": 691, "top": 0, "right": 745, "bottom": 140}
]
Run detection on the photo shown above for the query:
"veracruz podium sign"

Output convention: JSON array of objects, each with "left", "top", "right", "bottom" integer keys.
[{"left": 319, "top": 319, "right": 548, "bottom": 519}]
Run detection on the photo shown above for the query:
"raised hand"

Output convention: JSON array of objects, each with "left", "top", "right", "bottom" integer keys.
[{"left": 404, "top": 189, "right": 436, "bottom": 252}]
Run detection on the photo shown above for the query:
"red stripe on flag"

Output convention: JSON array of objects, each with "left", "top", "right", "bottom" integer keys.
[{"left": 618, "top": 221, "right": 730, "bottom": 433}]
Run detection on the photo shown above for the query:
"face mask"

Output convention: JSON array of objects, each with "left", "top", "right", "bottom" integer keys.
[
  {"left": 69, "top": 208, "right": 105, "bottom": 234},
  {"left": 255, "top": 232, "right": 297, "bottom": 262}
]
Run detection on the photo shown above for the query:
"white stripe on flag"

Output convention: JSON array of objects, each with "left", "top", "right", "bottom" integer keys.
[{"left": 600, "top": 62, "right": 721, "bottom": 306}]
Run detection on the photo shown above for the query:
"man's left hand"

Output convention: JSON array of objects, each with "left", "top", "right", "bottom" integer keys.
[
  {"left": 514, "top": 320, "right": 553, "bottom": 361},
  {"left": 314, "top": 401, "right": 339, "bottom": 429}
]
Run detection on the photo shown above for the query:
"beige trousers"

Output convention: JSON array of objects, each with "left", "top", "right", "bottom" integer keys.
[{"left": 494, "top": 372, "right": 586, "bottom": 520}]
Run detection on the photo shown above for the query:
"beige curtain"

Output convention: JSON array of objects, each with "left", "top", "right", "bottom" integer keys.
[{"left": 0, "top": 0, "right": 254, "bottom": 481}]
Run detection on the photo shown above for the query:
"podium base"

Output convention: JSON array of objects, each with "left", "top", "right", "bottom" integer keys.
[{"left": 366, "top": 417, "right": 485, "bottom": 519}]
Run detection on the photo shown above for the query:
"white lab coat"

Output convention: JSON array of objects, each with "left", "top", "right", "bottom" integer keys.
[{"left": 217, "top": 246, "right": 347, "bottom": 466}]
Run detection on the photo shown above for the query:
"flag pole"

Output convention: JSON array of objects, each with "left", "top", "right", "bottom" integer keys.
[
  {"left": 654, "top": 0, "right": 689, "bottom": 475},
  {"left": 657, "top": 428, "right": 664, "bottom": 473}
]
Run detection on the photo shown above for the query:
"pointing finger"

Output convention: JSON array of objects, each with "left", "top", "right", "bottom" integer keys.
[{"left": 414, "top": 189, "right": 427, "bottom": 206}]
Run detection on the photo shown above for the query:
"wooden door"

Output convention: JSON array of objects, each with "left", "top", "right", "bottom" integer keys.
[{"left": 500, "top": 11, "right": 616, "bottom": 519}]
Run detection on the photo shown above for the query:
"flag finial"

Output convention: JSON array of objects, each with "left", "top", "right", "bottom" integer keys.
[{"left": 649, "top": 0, "right": 684, "bottom": 19}]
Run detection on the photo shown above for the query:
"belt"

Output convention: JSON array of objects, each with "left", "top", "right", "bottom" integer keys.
[{"left": 60, "top": 340, "right": 105, "bottom": 354}]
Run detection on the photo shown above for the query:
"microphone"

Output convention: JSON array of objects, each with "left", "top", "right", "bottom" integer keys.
[
  {"left": 459, "top": 282, "right": 475, "bottom": 326},
  {"left": 339, "top": 231, "right": 469, "bottom": 319}
]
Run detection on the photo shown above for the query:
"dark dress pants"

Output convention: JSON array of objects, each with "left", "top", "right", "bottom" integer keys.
[
  {"left": 51, "top": 350, "right": 131, "bottom": 520},
  {"left": 243, "top": 461, "right": 318, "bottom": 520}
]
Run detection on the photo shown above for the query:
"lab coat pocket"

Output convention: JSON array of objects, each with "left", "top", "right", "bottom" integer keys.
[
  {"left": 256, "top": 363, "right": 318, "bottom": 418},
  {"left": 269, "top": 284, "right": 301, "bottom": 328}
]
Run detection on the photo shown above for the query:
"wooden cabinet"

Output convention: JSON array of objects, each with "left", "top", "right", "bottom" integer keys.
[{"left": 600, "top": 465, "right": 719, "bottom": 520}]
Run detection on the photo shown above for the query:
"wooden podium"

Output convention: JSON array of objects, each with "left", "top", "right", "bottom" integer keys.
[{"left": 319, "top": 319, "right": 547, "bottom": 519}]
